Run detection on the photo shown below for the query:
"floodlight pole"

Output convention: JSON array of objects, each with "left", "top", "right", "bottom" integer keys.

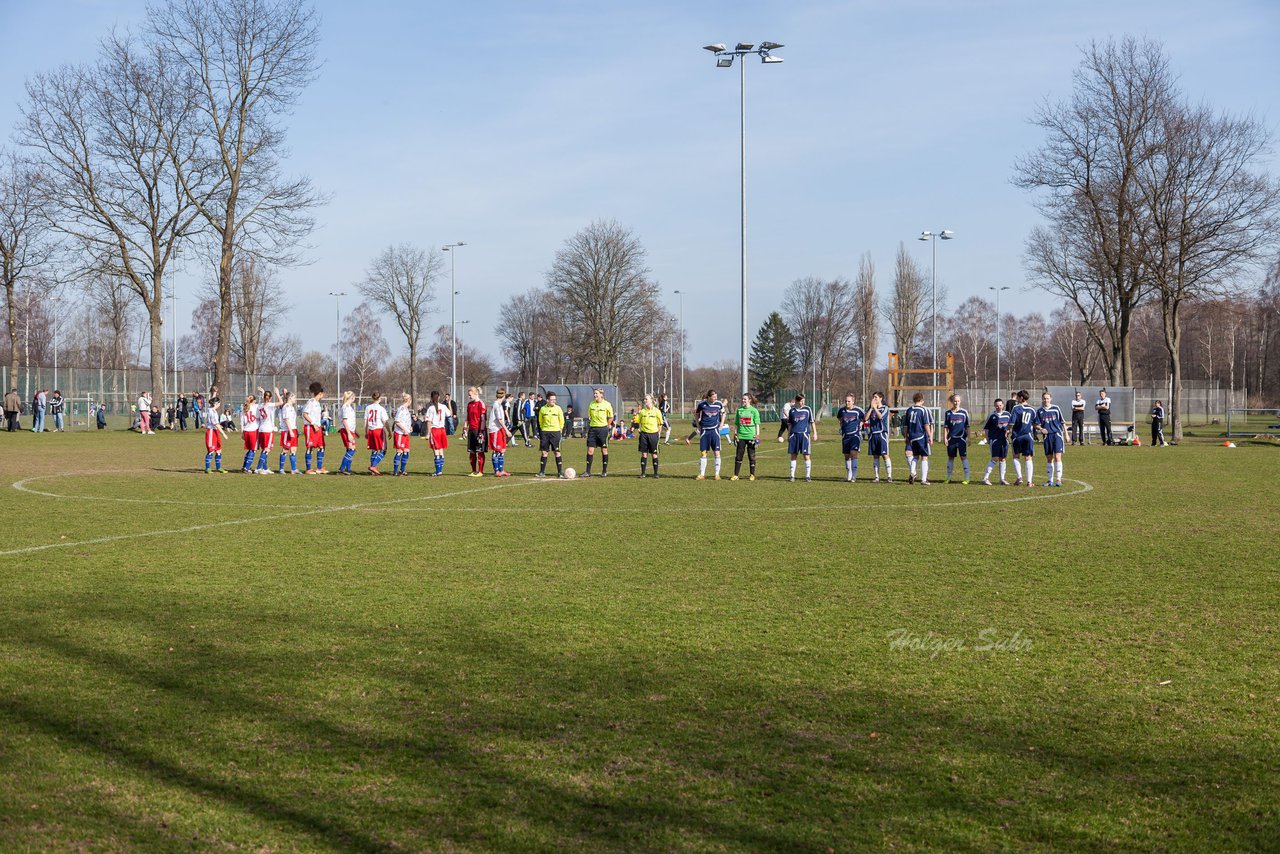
[
  {"left": 329, "top": 291, "right": 346, "bottom": 400},
  {"left": 989, "top": 286, "right": 1010, "bottom": 395},
  {"left": 455, "top": 320, "right": 470, "bottom": 391},
  {"left": 918, "top": 229, "right": 954, "bottom": 407},
  {"left": 443, "top": 242, "right": 466, "bottom": 403},
  {"left": 705, "top": 41, "right": 784, "bottom": 397},
  {"left": 674, "top": 289, "right": 684, "bottom": 418}
]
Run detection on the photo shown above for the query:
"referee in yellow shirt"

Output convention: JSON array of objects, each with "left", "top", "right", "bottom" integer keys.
[
  {"left": 583, "top": 388, "right": 614, "bottom": 477},
  {"left": 536, "top": 392, "right": 566, "bottom": 478},
  {"left": 636, "top": 393, "right": 667, "bottom": 478}
]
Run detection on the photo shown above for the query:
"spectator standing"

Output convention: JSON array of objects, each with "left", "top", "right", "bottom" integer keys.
[
  {"left": 32, "top": 389, "right": 47, "bottom": 433},
  {"left": 96, "top": 403, "right": 107, "bottom": 430},
  {"left": 1095, "top": 388, "right": 1113, "bottom": 446},
  {"left": 138, "top": 391, "right": 154, "bottom": 434},
  {"left": 4, "top": 387, "right": 19, "bottom": 431},
  {"left": 178, "top": 394, "right": 189, "bottom": 430},
  {"left": 50, "top": 390, "right": 65, "bottom": 431},
  {"left": 1070, "top": 391, "right": 1087, "bottom": 445}
]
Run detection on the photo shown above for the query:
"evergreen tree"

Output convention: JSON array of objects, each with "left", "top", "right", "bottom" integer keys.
[{"left": 749, "top": 312, "right": 797, "bottom": 401}]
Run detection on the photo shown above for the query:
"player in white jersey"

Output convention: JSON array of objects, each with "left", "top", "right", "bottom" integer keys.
[
  {"left": 203, "top": 398, "right": 228, "bottom": 473},
  {"left": 302, "top": 382, "right": 327, "bottom": 473},
  {"left": 276, "top": 390, "right": 300, "bottom": 474},
  {"left": 391, "top": 393, "right": 414, "bottom": 476},
  {"left": 488, "top": 389, "right": 513, "bottom": 476},
  {"left": 337, "top": 390, "right": 359, "bottom": 474},
  {"left": 365, "top": 391, "right": 389, "bottom": 475},
  {"left": 254, "top": 388, "right": 279, "bottom": 474},
  {"left": 424, "top": 389, "right": 450, "bottom": 476},
  {"left": 239, "top": 395, "right": 259, "bottom": 472}
]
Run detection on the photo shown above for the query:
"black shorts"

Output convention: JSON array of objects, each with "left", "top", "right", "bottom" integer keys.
[
  {"left": 467, "top": 431, "right": 487, "bottom": 453},
  {"left": 587, "top": 426, "right": 610, "bottom": 448},
  {"left": 638, "top": 431, "right": 659, "bottom": 454},
  {"left": 540, "top": 430, "right": 562, "bottom": 452}
]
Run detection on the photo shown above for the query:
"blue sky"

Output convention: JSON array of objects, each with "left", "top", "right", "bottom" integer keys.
[{"left": 1, "top": 0, "right": 1277, "bottom": 367}]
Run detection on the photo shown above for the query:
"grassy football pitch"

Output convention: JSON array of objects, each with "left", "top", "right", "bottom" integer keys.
[{"left": 0, "top": 428, "right": 1276, "bottom": 852}]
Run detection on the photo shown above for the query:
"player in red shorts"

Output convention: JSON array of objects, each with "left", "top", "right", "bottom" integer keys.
[
  {"left": 391, "top": 393, "right": 414, "bottom": 476},
  {"left": 203, "top": 399, "right": 228, "bottom": 473},
  {"left": 488, "top": 387, "right": 513, "bottom": 476},
  {"left": 276, "top": 389, "right": 300, "bottom": 474},
  {"left": 254, "top": 388, "right": 279, "bottom": 474},
  {"left": 424, "top": 389, "right": 449, "bottom": 476},
  {"left": 365, "top": 391, "right": 389, "bottom": 475},
  {"left": 465, "top": 386, "right": 487, "bottom": 477},
  {"left": 239, "top": 394, "right": 259, "bottom": 472},
  {"left": 302, "top": 382, "right": 327, "bottom": 473},
  {"left": 336, "top": 390, "right": 359, "bottom": 474}
]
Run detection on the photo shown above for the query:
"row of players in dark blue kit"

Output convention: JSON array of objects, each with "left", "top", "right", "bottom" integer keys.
[{"left": 678, "top": 387, "right": 1068, "bottom": 486}]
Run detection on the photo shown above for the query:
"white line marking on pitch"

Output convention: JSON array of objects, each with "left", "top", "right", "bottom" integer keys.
[
  {"left": 0, "top": 478, "right": 544, "bottom": 557},
  {"left": 363, "top": 478, "right": 1095, "bottom": 513}
]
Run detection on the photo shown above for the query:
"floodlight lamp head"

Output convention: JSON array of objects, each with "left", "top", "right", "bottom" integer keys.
[
  {"left": 939, "top": 230, "right": 954, "bottom": 239},
  {"left": 759, "top": 41, "right": 784, "bottom": 50},
  {"left": 918, "top": 231, "right": 932, "bottom": 241},
  {"left": 703, "top": 43, "right": 726, "bottom": 53},
  {"left": 716, "top": 56, "right": 734, "bottom": 67},
  {"left": 735, "top": 42, "right": 755, "bottom": 51},
  {"left": 761, "top": 54, "right": 783, "bottom": 63}
]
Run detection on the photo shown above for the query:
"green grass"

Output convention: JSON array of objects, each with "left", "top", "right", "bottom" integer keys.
[{"left": 0, "top": 429, "right": 1276, "bottom": 852}]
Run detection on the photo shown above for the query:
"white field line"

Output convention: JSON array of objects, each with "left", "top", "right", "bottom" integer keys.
[
  {"left": 6, "top": 444, "right": 788, "bottom": 506},
  {"left": 362, "top": 479, "right": 1096, "bottom": 514},
  {"left": 0, "top": 478, "right": 543, "bottom": 557}
]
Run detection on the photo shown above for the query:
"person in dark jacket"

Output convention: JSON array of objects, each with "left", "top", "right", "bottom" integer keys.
[{"left": 3, "top": 388, "right": 20, "bottom": 432}]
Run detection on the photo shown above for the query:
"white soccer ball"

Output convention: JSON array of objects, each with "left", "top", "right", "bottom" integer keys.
[{"left": 564, "top": 467, "right": 577, "bottom": 479}]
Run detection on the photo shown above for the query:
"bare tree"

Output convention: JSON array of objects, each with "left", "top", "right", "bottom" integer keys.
[
  {"left": 21, "top": 32, "right": 209, "bottom": 399},
  {"left": 227, "top": 256, "right": 287, "bottom": 383},
  {"left": 1049, "top": 305, "right": 1096, "bottom": 384},
  {"left": 357, "top": 243, "right": 442, "bottom": 400},
  {"left": 852, "top": 253, "right": 879, "bottom": 403},
  {"left": 149, "top": 0, "right": 323, "bottom": 393},
  {"left": 0, "top": 151, "right": 59, "bottom": 384},
  {"left": 783, "top": 275, "right": 858, "bottom": 413},
  {"left": 1141, "top": 103, "right": 1280, "bottom": 440},
  {"left": 496, "top": 287, "right": 547, "bottom": 386},
  {"left": 946, "top": 296, "right": 995, "bottom": 385},
  {"left": 340, "top": 301, "right": 389, "bottom": 400},
  {"left": 545, "top": 220, "right": 659, "bottom": 384},
  {"left": 882, "top": 242, "right": 927, "bottom": 404},
  {"left": 1015, "top": 36, "right": 1177, "bottom": 385}
]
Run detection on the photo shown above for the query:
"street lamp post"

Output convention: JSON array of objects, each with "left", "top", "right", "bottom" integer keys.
[
  {"left": 917, "top": 229, "right": 955, "bottom": 406},
  {"left": 989, "top": 286, "right": 1011, "bottom": 395},
  {"left": 454, "top": 320, "right": 470, "bottom": 391},
  {"left": 442, "top": 242, "right": 467, "bottom": 403},
  {"left": 673, "top": 289, "right": 685, "bottom": 418},
  {"left": 170, "top": 286, "right": 178, "bottom": 402},
  {"left": 703, "top": 40, "right": 784, "bottom": 397},
  {"left": 329, "top": 291, "right": 346, "bottom": 400}
]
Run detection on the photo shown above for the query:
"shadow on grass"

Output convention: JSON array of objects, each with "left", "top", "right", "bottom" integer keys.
[{"left": 1, "top": 602, "right": 1275, "bottom": 851}]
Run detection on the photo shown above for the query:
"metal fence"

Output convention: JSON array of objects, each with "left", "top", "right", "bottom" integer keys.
[
  {"left": 954, "top": 380, "right": 1239, "bottom": 426},
  {"left": 1, "top": 365, "right": 297, "bottom": 429}
]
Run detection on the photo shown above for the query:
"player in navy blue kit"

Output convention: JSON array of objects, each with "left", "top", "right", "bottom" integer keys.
[
  {"left": 942, "top": 393, "right": 971, "bottom": 484},
  {"left": 1036, "top": 392, "right": 1066, "bottom": 487},
  {"left": 981, "top": 397, "right": 1013, "bottom": 486},
  {"left": 865, "top": 392, "right": 892, "bottom": 483},
  {"left": 1008, "top": 390, "right": 1038, "bottom": 487},
  {"left": 836, "top": 394, "right": 866, "bottom": 482},
  {"left": 694, "top": 390, "right": 726, "bottom": 480},
  {"left": 786, "top": 394, "right": 816, "bottom": 481},
  {"left": 902, "top": 391, "right": 934, "bottom": 485}
]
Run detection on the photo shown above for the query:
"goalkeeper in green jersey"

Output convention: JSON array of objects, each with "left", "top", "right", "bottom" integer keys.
[{"left": 731, "top": 393, "right": 763, "bottom": 480}]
